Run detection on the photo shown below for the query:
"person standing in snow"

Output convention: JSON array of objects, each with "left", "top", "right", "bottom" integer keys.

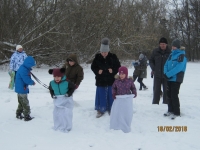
[
  {"left": 62, "top": 53, "right": 84, "bottom": 90},
  {"left": 15, "top": 56, "right": 36, "bottom": 121},
  {"left": 110, "top": 66, "right": 137, "bottom": 133},
  {"left": 163, "top": 39, "right": 187, "bottom": 119},
  {"left": 9, "top": 45, "right": 27, "bottom": 82},
  {"left": 48, "top": 68, "right": 76, "bottom": 132},
  {"left": 91, "top": 37, "right": 121, "bottom": 118},
  {"left": 133, "top": 52, "right": 148, "bottom": 90},
  {"left": 149, "top": 37, "right": 171, "bottom": 104}
]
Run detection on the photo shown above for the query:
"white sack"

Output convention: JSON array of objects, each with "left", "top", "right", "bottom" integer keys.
[
  {"left": 53, "top": 95, "right": 73, "bottom": 133},
  {"left": 110, "top": 94, "right": 134, "bottom": 133}
]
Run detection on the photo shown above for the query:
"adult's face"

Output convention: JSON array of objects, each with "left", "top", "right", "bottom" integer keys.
[
  {"left": 159, "top": 43, "right": 167, "bottom": 50},
  {"left": 101, "top": 52, "right": 108, "bottom": 58}
]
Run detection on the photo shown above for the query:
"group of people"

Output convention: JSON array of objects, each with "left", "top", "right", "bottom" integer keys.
[{"left": 9, "top": 36, "right": 187, "bottom": 133}]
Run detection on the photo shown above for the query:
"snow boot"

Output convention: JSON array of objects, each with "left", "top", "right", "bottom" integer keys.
[
  {"left": 96, "top": 111, "right": 103, "bottom": 118},
  {"left": 143, "top": 85, "right": 148, "bottom": 90},
  {"left": 16, "top": 114, "right": 24, "bottom": 119},
  {"left": 163, "top": 112, "right": 173, "bottom": 117},
  {"left": 171, "top": 114, "right": 180, "bottom": 120},
  {"left": 24, "top": 115, "right": 34, "bottom": 121}
]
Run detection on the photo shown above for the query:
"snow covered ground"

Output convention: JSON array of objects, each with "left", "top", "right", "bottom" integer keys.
[{"left": 0, "top": 62, "right": 199, "bottom": 150}]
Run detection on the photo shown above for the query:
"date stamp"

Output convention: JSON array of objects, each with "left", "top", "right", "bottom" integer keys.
[{"left": 157, "top": 126, "right": 187, "bottom": 132}]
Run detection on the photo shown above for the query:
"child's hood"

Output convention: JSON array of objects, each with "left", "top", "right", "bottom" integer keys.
[{"left": 23, "top": 56, "right": 36, "bottom": 69}]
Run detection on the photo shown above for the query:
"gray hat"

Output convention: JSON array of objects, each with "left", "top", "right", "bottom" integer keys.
[
  {"left": 172, "top": 39, "right": 180, "bottom": 48},
  {"left": 100, "top": 38, "right": 110, "bottom": 52},
  {"left": 139, "top": 53, "right": 144, "bottom": 60}
]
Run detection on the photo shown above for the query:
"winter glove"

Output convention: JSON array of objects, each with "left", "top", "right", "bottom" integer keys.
[
  {"left": 151, "top": 71, "right": 154, "bottom": 78},
  {"left": 75, "top": 84, "right": 79, "bottom": 89},
  {"left": 52, "top": 95, "right": 57, "bottom": 99}
]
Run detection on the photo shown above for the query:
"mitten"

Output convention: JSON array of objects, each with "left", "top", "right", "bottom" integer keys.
[{"left": 75, "top": 84, "right": 79, "bottom": 89}]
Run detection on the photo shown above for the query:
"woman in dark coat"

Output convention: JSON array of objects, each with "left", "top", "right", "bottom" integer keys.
[{"left": 91, "top": 38, "right": 121, "bottom": 118}]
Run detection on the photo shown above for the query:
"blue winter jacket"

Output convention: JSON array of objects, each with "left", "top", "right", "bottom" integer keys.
[
  {"left": 164, "top": 49, "right": 187, "bottom": 83},
  {"left": 9, "top": 50, "right": 27, "bottom": 71},
  {"left": 15, "top": 56, "right": 36, "bottom": 94}
]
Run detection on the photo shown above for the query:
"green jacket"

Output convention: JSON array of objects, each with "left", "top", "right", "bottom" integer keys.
[
  {"left": 62, "top": 54, "right": 84, "bottom": 86},
  {"left": 49, "top": 75, "right": 75, "bottom": 97}
]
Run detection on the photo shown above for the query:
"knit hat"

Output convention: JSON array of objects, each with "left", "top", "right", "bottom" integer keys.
[
  {"left": 16, "top": 45, "right": 23, "bottom": 50},
  {"left": 100, "top": 38, "right": 110, "bottom": 52},
  {"left": 159, "top": 37, "right": 168, "bottom": 44},
  {"left": 139, "top": 53, "right": 144, "bottom": 60},
  {"left": 118, "top": 66, "right": 128, "bottom": 78},
  {"left": 48, "top": 68, "right": 65, "bottom": 77},
  {"left": 172, "top": 39, "right": 181, "bottom": 48}
]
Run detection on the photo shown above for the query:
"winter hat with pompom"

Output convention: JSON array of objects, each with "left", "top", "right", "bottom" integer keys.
[
  {"left": 48, "top": 68, "right": 66, "bottom": 77},
  {"left": 100, "top": 37, "right": 110, "bottom": 52},
  {"left": 118, "top": 66, "right": 128, "bottom": 78}
]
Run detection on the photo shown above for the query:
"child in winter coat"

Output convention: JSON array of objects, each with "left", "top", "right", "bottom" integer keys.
[
  {"left": 15, "top": 56, "right": 36, "bottom": 121},
  {"left": 110, "top": 66, "right": 137, "bottom": 133},
  {"left": 48, "top": 68, "right": 75, "bottom": 133},
  {"left": 133, "top": 53, "right": 148, "bottom": 90},
  {"left": 62, "top": 53, "right": 84, "bottom": 89}
]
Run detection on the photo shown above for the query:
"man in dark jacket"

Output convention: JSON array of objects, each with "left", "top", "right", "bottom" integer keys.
[
  {"left": 149, "top": 37, "right": 171, "bottom": 104},
  {"left": 91, "top": 37, "right": 121, "bottom": 118}
]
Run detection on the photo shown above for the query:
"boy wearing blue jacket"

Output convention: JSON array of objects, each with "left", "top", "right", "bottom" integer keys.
[
  {"left": 15, "top": 56, "right": 36, "bottom": 121},
  {"left": 163, "top": 39, "right": 187, "bottom": 119}
]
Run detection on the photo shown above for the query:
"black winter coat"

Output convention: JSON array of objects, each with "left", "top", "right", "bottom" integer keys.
[
  {"left": 91, "top": 52, "right": 121, "bottom": 86},
  {"left": 149, "top": 47, "right": 171, "bottom": 78}
]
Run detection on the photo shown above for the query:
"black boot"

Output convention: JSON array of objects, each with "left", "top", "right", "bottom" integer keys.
[
  {"left": 24, "top": 115, "right": 33, "bottom": 121},
  {"left": 143, "top": 85, "right": 148, "bottom": 90},
  {"left": 16, "top": 114, "right": 24, "bottom": 119}
]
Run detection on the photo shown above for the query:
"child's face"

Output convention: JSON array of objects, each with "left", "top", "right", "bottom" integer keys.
[
  {"left": 54, "top": 76, "right": 62, "bottom": 83},
  {"left": 119, "top": 73, "right": 126, "bottom": 80},
  {"left": 68, "top": 60, "right": 75, "bottom": 66}
]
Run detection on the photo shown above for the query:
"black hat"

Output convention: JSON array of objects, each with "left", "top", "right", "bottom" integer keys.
[
  {"left": 159, "top": 37, "right": 168, "bottom": 44},
  {"left": 172, "top": 39, "right": 180, "bottom": 48}
]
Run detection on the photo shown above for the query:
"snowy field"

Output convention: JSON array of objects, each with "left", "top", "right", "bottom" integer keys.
[{"left": 0, "top": 62, "right": 200, "bottom": 150}]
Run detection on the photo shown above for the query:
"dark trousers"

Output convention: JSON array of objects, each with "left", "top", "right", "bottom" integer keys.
[
  {"left": 152, "top": 77, "right": 168, "bottom": 104},
  {"left": 167, "top": 81, "right": 181, "bottom": 115},
  {"left": 133, "top": 75, "right": 145, "bottom": 89}
]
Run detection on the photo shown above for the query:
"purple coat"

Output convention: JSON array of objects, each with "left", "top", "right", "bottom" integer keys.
[{"left": 112, "top": 78, "right": 137, "bottom": 98}]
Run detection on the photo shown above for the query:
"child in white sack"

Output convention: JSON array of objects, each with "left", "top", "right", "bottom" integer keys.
[
  {"left": 110, "top": 66, "right": 137, "bottom": 133},
  {"left": 48, "top": 68, "right": 75, "bottom": 133}
]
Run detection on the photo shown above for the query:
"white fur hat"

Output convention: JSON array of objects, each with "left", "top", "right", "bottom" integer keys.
[{"left": 16, "top": 45, "right": 23, "bottom": 50}]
